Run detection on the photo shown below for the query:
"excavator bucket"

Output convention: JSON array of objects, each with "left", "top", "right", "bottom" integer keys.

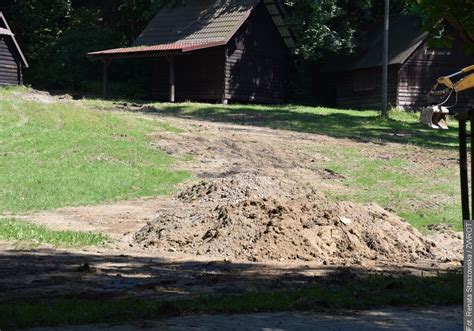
[{"left": 419, "top": 106, "right": 450, "bottom": 130}]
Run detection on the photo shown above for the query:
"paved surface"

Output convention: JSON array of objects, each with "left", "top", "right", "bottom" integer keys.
[{"left": 32, "top": 306, "right": 462, "bottom": 330}]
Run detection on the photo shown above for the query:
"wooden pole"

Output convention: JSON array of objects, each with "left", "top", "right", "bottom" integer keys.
[
  {"left": 168, "top": 56, "right": 175, "bottom": 102},
  {"left": 102, "top": 59, "right": 110, "bottom": 99},
  {"left": 382, "top": 0, "right": 390, "bottom": 117},
  {"left": 460, "top": 118, "right": 470, "bottom": 221}
]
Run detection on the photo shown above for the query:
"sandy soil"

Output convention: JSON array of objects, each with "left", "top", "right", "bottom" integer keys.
[{"left": 0, "top": 94, "right": 463, "bottom": 303}]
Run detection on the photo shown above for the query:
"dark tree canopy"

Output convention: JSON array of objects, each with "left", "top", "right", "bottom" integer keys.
[
  {"left": 1, "top": 0, "right": 472, "bottom": 97},
  {"left": 407, "top": 0, "right": 474, "bottom": 52}
]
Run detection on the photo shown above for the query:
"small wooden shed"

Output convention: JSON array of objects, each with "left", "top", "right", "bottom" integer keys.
[
  {"left": 326, "top": 16, "right": 473, "bottom": 112},
  {"left": 0, "top": 12, "right": 28, "bottom": 86},
  {"left": 88, "top": 0, "right": 295, "bottom": 103}
]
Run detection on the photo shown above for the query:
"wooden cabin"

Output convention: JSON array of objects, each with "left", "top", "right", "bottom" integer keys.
[
  {"left": 326, "top": 16, "right": 473, "bottom": 112},
  {"left": 0, "top": 12, "right": 28, "bottom": 86},
  {"left": 89, "top": 0, "right": 295, "bottom": 103}
]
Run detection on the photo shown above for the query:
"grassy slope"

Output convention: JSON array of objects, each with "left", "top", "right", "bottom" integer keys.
[
  {"left": 155, "top": 102, "right": 461, "bottom": 230},
  {"left": 0, "top": 88, "right": 189, "bottom": 213}
]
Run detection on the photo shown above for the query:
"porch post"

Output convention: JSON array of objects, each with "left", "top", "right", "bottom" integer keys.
[
  {"left": 168, "top": 56, "right": 175, "bottom": 102},
  {"left": 102, "top": 59, "right": 110, "bottom": 99}
]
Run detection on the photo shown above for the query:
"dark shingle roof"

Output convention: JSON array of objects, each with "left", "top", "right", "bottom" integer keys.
[
  {"left": 325, "top": 15, "right": 427, "bottom": 72},
  {"left": 354, "top": 15, "right": 427, "bottom": 70},
  {"left": 134, "top": 0, "right": 259, "bottom": 46},
  {"left": 134, "top": 0, "right": 295, "bottom": 48}
]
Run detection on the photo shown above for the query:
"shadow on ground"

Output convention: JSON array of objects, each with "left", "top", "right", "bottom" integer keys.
[
  {"left": 134, "top": 103, "right": 460, "bottom": 150},
  {"left": 0, "top": 248, "right": 462, "bottom": 329}
]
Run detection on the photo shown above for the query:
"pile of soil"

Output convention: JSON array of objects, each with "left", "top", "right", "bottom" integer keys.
[{"left": 134, "top": 173, "right": 458, "bottom": 264}]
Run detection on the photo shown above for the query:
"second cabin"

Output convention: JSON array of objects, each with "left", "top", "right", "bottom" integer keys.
[{"left": 324, "top": 16, "right": 474, "bottom": 112}]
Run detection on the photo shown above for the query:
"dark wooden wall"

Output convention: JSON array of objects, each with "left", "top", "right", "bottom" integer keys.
[
  {"left": 0, "top": 35, "right": 21, "bottom": 85},
  {"left": 335, "top": 65, "right": 400, "bottom": 109},
  {"left": 398, "top": 38, "right": 474, "bottom": 112},
  {"left": 225, "top": 1, "right": 289, "bottom": 103},
  {"left": 151, "top": 47, "right": 225, "bottom": 101}
]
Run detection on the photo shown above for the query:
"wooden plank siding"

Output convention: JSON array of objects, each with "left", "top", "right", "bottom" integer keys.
[
  {"left": 398, "top": 38, "right": 474, "bottom": 112},
  {"left": 336, "top": 65, "right": 400, "bottom": 109},
  {"left": 224, "top": 1, "right": 289, "bottom": 103},
  {"left": 0, "top": 35, "right": 20, "bottom": 85},
  {"left": 151, "top": 47, "right": 225, "bottom": 101}
]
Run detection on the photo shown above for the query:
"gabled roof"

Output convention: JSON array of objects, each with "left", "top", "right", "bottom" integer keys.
[
  {"left": 0, "top": 12, "right": 28, "bottom": 67},
  {"left": 326, "top": 15, "right": 427, "bottom": 72},
  {"left": 134, "top": 0, "right": 259, "bottom": 46},
  {"left": 89, "top": 0, "right": 295, "bottom": 58}
]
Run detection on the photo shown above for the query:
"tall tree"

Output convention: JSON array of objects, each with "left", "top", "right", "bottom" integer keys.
[
  {"left": 408, "top": 0, "right": 474, "bottom": 52},
  {"left": 283, "top": 0, "right": 410, "bottom": 60}
]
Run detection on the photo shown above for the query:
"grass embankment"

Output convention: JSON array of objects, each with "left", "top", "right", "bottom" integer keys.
[
  {"left": 0, "top": 272, "right": 461, "bottom": 329},
  {"left": 0, "top": 219, "right": 108, "bottom": 247},
  {"left": 0, "top": 88, "right": 189, "bottom": 213},
  {"left": 156, "top": 103, "right": 461, "bottom": 230}
]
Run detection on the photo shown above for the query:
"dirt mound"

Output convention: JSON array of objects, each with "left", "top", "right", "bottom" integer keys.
[
  {"left": 177, "top": 173, "right": 296, "bottom": 203},
  {"left": 134, "top": 174, "right": 455, "bottom": 264}
]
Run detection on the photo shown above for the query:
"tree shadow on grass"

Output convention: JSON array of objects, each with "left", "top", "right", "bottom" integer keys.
[
  {"left": 0, "top": 249, "right": 462, "bottom": 329},
  {"left": 144, "top": 104, "right": 460, "bottom": 150}
]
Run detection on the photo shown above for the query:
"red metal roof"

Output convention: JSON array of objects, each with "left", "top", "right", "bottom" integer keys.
[{"left": 88, "top": 40, "right": 226, "bottom": 57}]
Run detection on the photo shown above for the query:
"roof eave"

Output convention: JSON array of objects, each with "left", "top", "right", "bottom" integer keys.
[{"left": 87, "top": 40, "right": 227, "bottom": 59}]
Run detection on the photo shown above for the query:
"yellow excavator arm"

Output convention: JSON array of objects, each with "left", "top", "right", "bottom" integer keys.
[
  {"left": 453, "top": 65, "right": 474, "bottom": 92},
  {"left": 435, "top": 64, "right": 474, "bottom": 92},
  {"left": 420, "top": 64, "right": 474, "bottom": 129}
]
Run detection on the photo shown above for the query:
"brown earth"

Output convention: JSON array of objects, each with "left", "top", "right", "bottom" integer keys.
[
  {"left": 134, "top": 173, "right": 459, "bottom": 265},
  {"left": 0, "top": 92, "right": 463, "bottom": 303}
]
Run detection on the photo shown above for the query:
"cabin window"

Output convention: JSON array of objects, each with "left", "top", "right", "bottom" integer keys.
[{"left": 353, "top": 69, "right": 377, "bottom": 92}]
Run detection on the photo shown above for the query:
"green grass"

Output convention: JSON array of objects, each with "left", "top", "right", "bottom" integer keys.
[
  {"left": 0, "top": 219, "right": 108, "bottom": 247},
  {"left": 0, "top": 88, "right": 190, "bottom": 213},
  {"left": 0, "top": 272, "right": 461, "bottom": 329},
  {"left": 155, "top": 103, "right": 460, "bottom": 149},
  {"left": 312, "top": 144, "right": 461, "bottom": 231}
]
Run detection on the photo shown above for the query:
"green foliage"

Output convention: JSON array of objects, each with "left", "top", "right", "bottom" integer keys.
[
  {"left": 0, "top": 219, "right": 108, "bottom": 247},
  {"left": 40, "top": 8, "right": 125, "bottom": 89},
  {"left": 7, "top": 0, "right": 167, "bottom": 92},
  {"left": 406, "top": 0, "right": 473, "bottom": 53},
  {"left": 284, "top": 0, "right": 410, "bottom": 60}
]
